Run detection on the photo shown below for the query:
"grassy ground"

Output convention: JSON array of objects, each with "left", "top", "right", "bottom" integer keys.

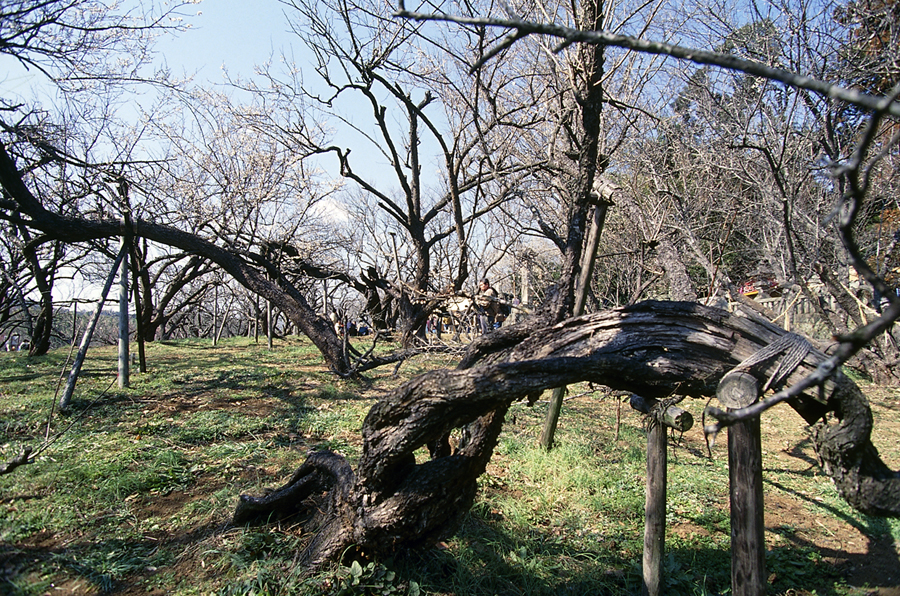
[{"left": 1, "top": 335, "right": 898, "bottom": 595}]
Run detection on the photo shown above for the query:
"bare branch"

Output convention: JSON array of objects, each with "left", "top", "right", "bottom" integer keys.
[{"left": 395, "top": 8, "right": 900, "bottom": 119}]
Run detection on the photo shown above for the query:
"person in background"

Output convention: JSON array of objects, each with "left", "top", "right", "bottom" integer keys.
[{"left": 475, "top": 278, "right": 499, "bottom": 334}]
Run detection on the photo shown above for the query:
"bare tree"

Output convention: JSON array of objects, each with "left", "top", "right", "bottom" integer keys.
[
  {"left": 0, "top": 0, "right": 193, "bottom": 88},
  {"left": 227, "top": 0, "right": 900, "bottom": 568},
  {"left": 230, "top": 0, "right": 555, "bottom": 347}
]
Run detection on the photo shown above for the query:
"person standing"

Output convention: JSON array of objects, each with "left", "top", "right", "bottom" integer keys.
[{"left": 475, "top": 278, "right": 499, "bottom": 334}]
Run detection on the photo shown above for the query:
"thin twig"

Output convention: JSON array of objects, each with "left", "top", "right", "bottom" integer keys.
[{"left": 394, "top": 9, "right": 900, "bottom": 118}]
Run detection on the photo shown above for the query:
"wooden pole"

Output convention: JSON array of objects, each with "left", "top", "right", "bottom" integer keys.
[
  {"left": 266, "top": 298, "right": 273, "bottom": 350},
  {"left": 212, "top": 284, "right": 218, "bottom": 346},
  {"left": 717, "top": 371, "right": 766, "bottom": 596},
  {"left": 60, "top": 246, "right": 127, "bottom": 411},
  {"left": 254, "top": 294, "right": 260, "bottom": 343},
  {"left": 541, "top": 203, "right": 609, "bottom": 449},
  {"left": 215, "top": 295, "right": 235, "bottom": 343},
  {"left": 71, "top": 302, "right": 77, "bottom": 346},
  {"left": 629, "top": 394, "right": 694, "bottom": 596},
  {"left": 643, "top": 418, "right": 666, "bottom": 596},
  {"left": 521, "top": 264, "right": 529, "bottom": 308},
  {"left": 129, "top": 245, "right": 147, "bottom": 373},
  {"left": 118, "top": 240, "right": 129, "bottom": 389},
  {"left": 574, "top": 202, "right": 608, "bottom": 315}
]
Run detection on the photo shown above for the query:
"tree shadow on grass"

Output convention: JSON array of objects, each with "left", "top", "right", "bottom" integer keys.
[
  {"left": 389, "top": 511, "right": 735, "bottom": 596},
  {"left": 385, "top": 502, "right": 880, "bottom": 596},
  {"left": 0, "top": 520, "right": 227, "bottom": 595},
  {"left": 375, "top": 523, "right": 641, "bottom": 596},
  {"left": 766, "top": 477, "right": 900, "bottom": 593}
]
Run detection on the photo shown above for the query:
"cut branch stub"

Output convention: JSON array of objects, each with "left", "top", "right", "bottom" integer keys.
[
  {"left": 629, "top": 394, "right": 694, "bottom": 432},
  {"left": 717, "top": 372, "right": 760, "bottom": 409}
]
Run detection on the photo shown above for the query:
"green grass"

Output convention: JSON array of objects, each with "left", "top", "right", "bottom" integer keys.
[{"left": 1, "top": 336, "right": 898, "bottom": 595}]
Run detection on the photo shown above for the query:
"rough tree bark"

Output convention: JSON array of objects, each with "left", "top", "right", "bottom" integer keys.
[{"left": 233, "top": 301, "right": 900, "bottom": 569}]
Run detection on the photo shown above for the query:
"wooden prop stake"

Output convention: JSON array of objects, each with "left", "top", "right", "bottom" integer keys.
[
  {"left": 59, "top": 246, "right": 127, "bottom": 411},
  {"left": 117, "top": 238, "right": 129, "bottom": 388},
  {"left": 541, "top": 202, "right": 609, "bottom": 449},
  {"left": 718, "top": 371, "right": 766, "bottom": 596},
  {"left": 629, "top": 394, "right": 694, "bottom": 596}
]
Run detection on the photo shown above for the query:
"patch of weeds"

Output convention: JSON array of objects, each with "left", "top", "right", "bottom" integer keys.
[
  {"left": 315, "top": 384, "right": 363, "bottom": 401},
  {"left": 118, "top": 448, "right": 194, "bottom": 496},
  {"left": 688, "top": 508, "right": 729, "bottom": 534},
  {"left": 0, "top": 572, "right": 56, "bottom": 596},
  {"left": 667, "top": 459, "right": 729, "bottom": 528},
  {"left": 299, "top": 404, "right": 367, "bottom": 453},
  {"left": 48, "top": 539, "right": 161, "bottom": 593},
  {"left": 212, "top": 530, "right": 319, "bottom": 596},
  {"left": 202, "top": 441, "right": 266, "bottom": 463},
  {"left": 649, "top": 542, "right": 732, "bottom": 596},
  {"left": 171, "top": 410, "right": 273, "bottom": 445},
  {"left": 176, "top": 488, "right": 235, "bottom": 524},
  {"left": 233, "top": 529, "right": 304, "bottom": 563},
  {"left": 767, "top": 544, "right": 841, "bottom": 593},
  {"left": 317, "top": 560, "right": 421, "bottom": 596},
  {"left": 843, "top": 368, "right": 872, "bottom": 384},
  {"left": 50, "top": 443, "right": 197, "bottom": 506},
  {"left": 0, "top": 502, "right": 55, "bottom": 543},
  {"left": 215, "top": 564, "right": 308, "bottom": 596}
]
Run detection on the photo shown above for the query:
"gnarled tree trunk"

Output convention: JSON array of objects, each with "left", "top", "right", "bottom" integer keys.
[{"left": 233, "top": 301, "right": 900, "bottom": 569}]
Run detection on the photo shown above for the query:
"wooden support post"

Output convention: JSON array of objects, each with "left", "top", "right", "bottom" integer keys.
[
  {"left": 71, "top": 303, "right": 77, "bottom": 346},
  {"left": 541, "top": 203, "right": 609, "bottom": 450},
  {"left": 643, "top": 416, "right": 666, "bottom": 596},
  {"left": 540, "top": 386, "right": 565, "bottom": 449},
  {"left": 129, "top": 245, "right": 147, "bottom": 373},
  {"left": 60, "top": 246, "right": 127, "bottom": 411},
  {"left": 118, "top": 239, "right": 129, "bottom": 389},
  {"left": 717, "top": 372, "right": 766, "bottom": 596},
  {"left": 629, "top": 394, "right": 694, "bottom": 596},
  {"left": 212, "top": 284, "right": 219, "bottom": 346},
  {"left": 254, "top": 295, "right": 260, "bottom": 343},
  {"left": 266, "top": 298, "right": 273, "bottom": 350}
]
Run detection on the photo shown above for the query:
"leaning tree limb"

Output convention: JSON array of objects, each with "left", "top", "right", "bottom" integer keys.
[
  {"left": 0, "top": 142, "right": 348, "bottom": 375},
  {"left": 234, "top": 301, "right": 899, "bottom": 570}
]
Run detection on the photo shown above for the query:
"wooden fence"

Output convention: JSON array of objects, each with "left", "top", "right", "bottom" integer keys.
[{"left": 736, "top": 294, "right": 842, "bottom": 332}]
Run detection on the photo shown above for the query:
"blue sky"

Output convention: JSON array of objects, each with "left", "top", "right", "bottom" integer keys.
[
  {"left": 0, "top": 0, "right": 304, "bottom": 98},
  {"left": 0, "top": 1, "right": 314, "bottom": 303},
  {"left": 1, "top": 0, "right": 431, "bottom": 302},
  {"left": 156, "top": 0, "right": 393, "bottom": 171},
  {"left": 156, "top": 0, "right": 300, "bottom": 84}
]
